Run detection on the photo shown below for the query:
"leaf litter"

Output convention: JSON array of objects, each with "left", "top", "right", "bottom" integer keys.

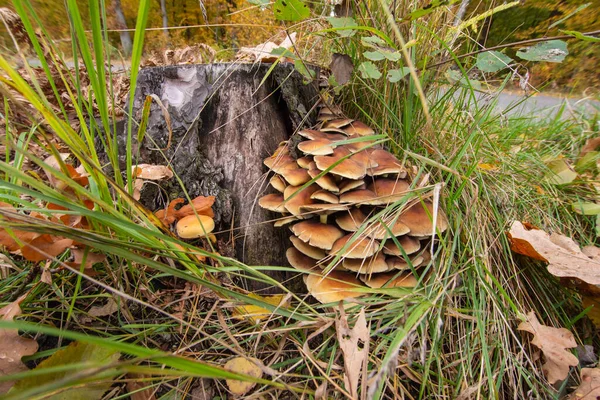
[{"left": 336, "top": 307, "right": 369, "bottom": 398}]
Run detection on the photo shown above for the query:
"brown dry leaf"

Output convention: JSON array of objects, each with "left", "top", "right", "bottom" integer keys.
[
  {"left": 71, "top": 248, "right": 107, "bottom": 269},
  {"left": 223, "top": 357, "right": 263, "bottom": 397},
  {"left": 237, "top": 32, "right": 297, "bottom": 62},
  {"left": 21, "top": 235, "right": 73, "bottom": 262},
  {"left": 0, "top": 228, "right": 38, "bottom": 253},
  {"left": 42, "top": 153, "right": 70, "bottom": 190},
  {"left": 0, "top": 294, "right": 39, "bottom": 394},
  {"left": 126, "top": 374, "right": 157, "bottom": 400},
  {"left": 570, "top": 368, "right": 600, "bottom": 399},
  {"left": 508, "top": 221, "right": 600, "bottom": 284},
  {"left": 89, "top": 297, "right": 120, "bottom": 318},
  {"left": 132, "top": 164, "right": 173, "bottom": 180},
  {"left": 233, "top": 294, "right": 290, "bottom": 324},
  {"left": 336, "top": 307, "right": 369, "bottom": 398},
  {"left": 580, "top": 137, "right": 600, "bottom": 158},
  {"left": 517, "top": 311, "right": 578, "bottom": 384}
]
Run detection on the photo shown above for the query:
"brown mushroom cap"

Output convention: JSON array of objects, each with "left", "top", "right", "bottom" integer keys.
[
  {"left": 298, "top": 139, "right": 336, "bottom": 156},
  {"left": 343, "top": 121, "right": 375, "bottom": 136},
  {"left": 305, "top": 270, "right": 365, "bottom": 304},
  {"left": 291, "top": 221, "right": 344, "bottom": 251},
  {"left": 324, "top": 118, "right": 354, "bottom": 129},
  {"left": 290, "top": 235, "right": 326, "bottom": 260},
  {"left": 274, "top": 216, "right": 297, "bottom": 227},
  {"left": 296, "top": 156, "right": 313, "bottom": 169},
  {"left": 367, "top": 178, "right": 410, "bottom": 205},
  {"left": 176, "top": 214, "right": 215, "bottom": 238},
  {"left": 364, "top": 218, "right": 410, "bottom": 240},
  {"left": 300, "top": 203, "right": 351, "bottom": 216},
  {"left": 310, "top": 190, "right": 339, "bottom": 204},
  {"left": 330, "top": 234, "right": 380, "bottom": 259},
  {"left": 269, "top": 175, "right": 287, "bottom": 193},
  {"left": 264, "top": 154, "right": 296, "bottom": 174},
  {"left": 366, "top": 149, "right": 407, "bottom": 177},
  {"left": 382, "top": 236, "right": 421, "bottom": 256},
  {"left": 342, "top": 252, "right": 389, "bottom": 274},
  {"left": 339, "top": 189, "right": 379, "bottom": 205},
  {"left": 280, "top": 168, "right": 311, "bottom": 186},
  {"left": 299, "top": 130, "right": 346, "bottom": 141},
  {"left": 286, "top": 247, "right": 320, "bottom": 272},
  {"left": 259, "top": 194, "right": 286, "bottom": 213},
  {"left": 283, "top": 184, "right": 319, "bottom": 217},
  {"left": 314, "top": 148, "right": 367, "bottom": 180},
  {"left": 386, "top": 255, "right": 424, "bottom": 270},
  {"left": 359, "top": 271, "right": 418, "bottom": 289},
  {"left": 336, "top": 208, "right": 368, "bottom": 232},
  {"left": 339, "top": 179, "right": 366, "bottom": 194},
  {"left": 399, "top": 201, "right": 449, "bottom": 237},
  {"left": 308, "top": 169, "right": 340, "bottom": 193}
]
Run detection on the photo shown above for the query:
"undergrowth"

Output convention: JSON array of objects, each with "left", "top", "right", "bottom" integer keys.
[{"left": 0, "top": 0, "right": 598, "bottom": 399}]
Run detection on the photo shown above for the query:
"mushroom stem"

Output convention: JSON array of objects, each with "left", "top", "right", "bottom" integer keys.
[{"left": 320, "top": 214, "right": 328, "bottom": 224}]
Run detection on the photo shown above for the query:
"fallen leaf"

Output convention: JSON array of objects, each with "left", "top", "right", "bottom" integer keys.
[
  {"left": 544, "top": 159, "right": 578, "bottom": 185},
  {"left": 336, "top": 307, "right": 369, "bottom": 398},
  {"left": 21, "top": 235, "right": 73, "bottom": 262},
  {"left": 42, "top": 153, "right": 70, "bottom": 190},
  {"left": 477, "top": 163, "right": 499, "bottom": 171},
  {"left": 517, "top": 311, "right": 578, "bottom": 384},
  {"left": 223, "top": 357, "right": 263, "bottom": 396},
  {"left": 508, "top": 221, "right": 600, "bottom": 284},
  {"left": 233, "top": 294, "right": 290, "bottom": 324},
  {"left": 71, "top": 247, "right": 107, "bottom": 269},
  {"left": 237, "top": 32, "right": 297, "bottom": 62},
  {"left": 570, "top": 368, "right": 600, "bottom": 399},
  {"left": 126, "top": 374, "right": 157, "bottom": 400},
  {"left": 11, "top": 341, "right": 121, "bottom": 398},
  {"left": 330, "top": 53, "right": 354, "bottom": 86},
  {"left": 580, "top": 137, "right": 600, "bottom": 158},
  {"left": 89, "top": 297, "right": 120, "bottom": 318},
  {"left": 132, "top": 164, "right": 173, "bottom": 180},
  {"left": 0, "top": 294, "right": 38, "bottom": 394}
]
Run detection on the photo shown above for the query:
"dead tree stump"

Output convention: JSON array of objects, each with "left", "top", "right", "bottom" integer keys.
[{"left": 127, "top": 63, "right": 320, "bottom": 292}]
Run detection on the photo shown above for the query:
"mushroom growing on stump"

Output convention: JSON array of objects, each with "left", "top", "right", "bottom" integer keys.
[{"left": 258, "top": 104, "right": 449, "bottom": 305}]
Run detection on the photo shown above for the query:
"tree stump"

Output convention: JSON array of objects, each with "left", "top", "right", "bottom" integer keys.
[{"left": 127, "top": 63, "right": 320, "bottom": 292}]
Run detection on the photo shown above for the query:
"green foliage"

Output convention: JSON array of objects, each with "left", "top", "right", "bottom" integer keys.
[
  {"left": 358, "top": 61, "right": 382, "bottom": 79},
  {"left": 11, "top": 342, "right": 121, "bottom": 400},
  {"left": 476, "top": 51, "right": 513, "bottom": 73},
  {"left": 272, "top": 0, "right": 310, "bottom": 21},
  {"left": 516, "top": 40, "right": 569, "bottom": 63},
  {"left": 327, "top": 17, "right": 357, "bottom": 37}
]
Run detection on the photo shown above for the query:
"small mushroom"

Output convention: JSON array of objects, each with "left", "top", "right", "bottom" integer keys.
[
  {"left": 323, "top": 118, "right": 354, "bottom": 129},
  {"left": 176, "top": 214, "right": 215, "bottom": 238},
  {"left": 314, "top": 148, "right": 367, "bottom": 180},
  {"left": 311, "top": 190, "right": 339, "bottom": 204},
  {"left": 291, "top": 221, "right": 344, "bottom": 251},
  {"left": 283, "top": 184, "right": 319, "bottom": 217},
  {"left": 342, "top": 252, "right": 388, "bottom": 274},
  {"left": 343, "top": 121, "right": 375, "bottom": 136},
  {"left": 359, "top": 271, "right": 418, "bottom": 288},
  {"left": 308, "top": 168, "right": 340, "bottom": 193},
  {"left": 296, "top": 156, "right": 313, "bottom": 169},
  {"left": 274, "top": 216, "right": 298, "bottom": 227},
  {"left": 298, "top": 138, "right": 336, "bottom": 156},
  {"left": 286, "top": 247, "right": 320, "bottom": 272},
  {"left": 304, "top": 270, "right": 365, "bottom": 304},
  {"left": 258, "top": 194, "right": 286, "bottom": 213},
  {"left": 280, "top": 167, "right": 311, "bottom": 186},
  {"left": 339, "top": 179, "right": 366, "bottom": 194},
  {"left": 264, "top": 154, "right": 296, "bottom": 174},
  {"left": 269, "top": 175, "right": 287, "bottom": 193},
  {"left": 339, "top": 189, "right": 379, "bottom": 205},
  {"left": 366, "top": 149, "right": 407, "bottom": 177},
  {"left": 386, "top": 255, "right": 424, "bottom": 270},
  {"left": 382, "top": 236, "right": 421, "bottom": 256},
  {"left": 398, "top": 201, "right": 449, "bottom": 237},
  {"left": 336, "top": 208, "right": 368, "bottom": 231},
  {"left": 367, "top": 178, "right": 410, "bottom": 205},
  {"left": 298, "top": 130, "right": 346, "bottom": 141},
  {"left": 290, "top": 235, "right": 326, "bottom": 259},
  {"left": 330, "top": 234, "right": 380, "bottom": 259}
]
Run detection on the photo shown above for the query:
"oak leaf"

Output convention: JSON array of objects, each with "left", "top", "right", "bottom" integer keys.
[
  {"left": 223, "top": 357, "right": 263, "bottom": 396},
  {"left": 517, "top": 311, "right": 578, "bottom": 384},
  {"left": 0, "top": 294, "right": 38, "bottom": 394},
  {"left": 336, "top": 307, "right": 369, "bottom": 398},
  {"left": 233, "top": 294, "right": 290, "bottom": 324},
  {"left": 508, "top": 221, "right": 600, "bottom": 284},
  {"left": 570, "top": 368, "right": 600, "bottom": 399}
]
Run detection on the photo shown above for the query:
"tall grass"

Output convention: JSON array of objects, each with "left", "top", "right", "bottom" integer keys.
[{"left": 0, "top": 0, "right": 597, "bottom": 399}]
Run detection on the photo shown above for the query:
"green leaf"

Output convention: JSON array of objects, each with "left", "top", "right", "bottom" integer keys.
[
  {"left": 358, "top": 62, "right": 382, "bottom": 79},
  {"left": 364, "top": 50, "right": 402, "bottom": 62},
  {"left": 248, "top": 0, "right": 270, "bottom": 6},
  {"left": 387, "top": 68, "right": 410, "bottom": 83},
  {"left": 560, "top": 30, "right": 600, "bottom": 43},
  {"left": 270, "top": 47, "right": 297, "bottom": 59},
  {"left": 516, "top": 40, "right": 569, "bottom": 63},
  {"left": 476, "top": 51, "right": 513, "bottom": 73},
  {"left": 12, "top": 342, "right": 120, "bottom": 400},
  {"left": 363, "top": 51, "right": 385, "bottom": 61},
  {"left": 327, "top": 17, "right": 357, "bottom": 37},
  {"left": 572, "top": 202, "right": 600, "bottom": 216},
  {"left": 361, "top": 35, "right": 387, "bottom": 47},
  {"left": 544, "top": 159, "right": 577, "bottom": 185},
  {"left": 273, "top": 0, "right": 310, "bottom": 21},
  {"left": 293, "top": 59, "right": 316, "bottom": 81}
]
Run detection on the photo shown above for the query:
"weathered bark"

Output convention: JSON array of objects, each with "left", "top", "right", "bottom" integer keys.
[
  {"left": 127, "top": 63, "right": 320, "bottom": 291},
  {"left": 113, "top": 0, "right": 132, "bottom": 56}
]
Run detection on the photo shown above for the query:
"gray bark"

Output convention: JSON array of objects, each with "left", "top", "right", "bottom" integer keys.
[
  {"left": 113, "top": 0, "right": 132, "bottom": 56},
  {"left": 123, "top": 63, "right": 320, "bottom": 291},
  {"left": 453, "top": 0, "right": 470, "bottom": 26}
]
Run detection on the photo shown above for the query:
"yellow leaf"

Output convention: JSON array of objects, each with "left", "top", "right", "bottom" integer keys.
[
  {"left": 224, "top": 357, "right": 263, "bottom": 396},
  {"left": 233, "top": 294, "right": 289, "bottom": 324},
  {"left": 571, "top": 368, "right": 600, "bottom": 399},
  {"left": 477, "top": 163, "right": 498, "bottom": 171}
]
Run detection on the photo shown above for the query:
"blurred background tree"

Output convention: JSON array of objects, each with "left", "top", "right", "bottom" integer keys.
[{"left": 467, "top": 0, "right": 600, "bottom": 93}]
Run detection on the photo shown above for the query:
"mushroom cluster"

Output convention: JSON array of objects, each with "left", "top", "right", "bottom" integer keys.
[{"left": 259, "top": 105, "right": 448, "bottom": 305}]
